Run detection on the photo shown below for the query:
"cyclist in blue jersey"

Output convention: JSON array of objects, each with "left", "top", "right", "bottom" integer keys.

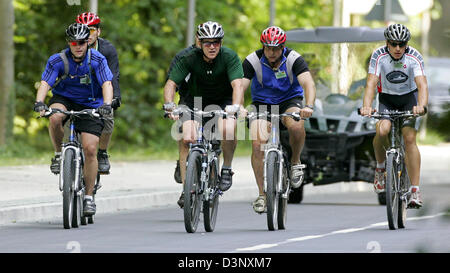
[
  {"left": 34, "top": 23, "right": 113, "bottom": 216},
  {"left": 241, "top": 26, "right": 316, "bottom": 213}
]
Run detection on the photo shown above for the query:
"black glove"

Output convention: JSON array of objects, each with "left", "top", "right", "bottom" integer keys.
[
  {"left": 111, "top": 97, "right": 121, "bottom": 110},
  {"left": 34, "top": 101, "right": 48, "bottom": 112},
  {"left": 97, "top": 103, "right": 112, "bottom": 116}
]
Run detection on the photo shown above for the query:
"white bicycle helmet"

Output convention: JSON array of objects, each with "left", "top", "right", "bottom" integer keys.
[
  {"left": 384, "top": 23, "right": 411, "bottom": 42},
  {"left": 196, "top": 21, "right": 224, "bottom": 40}
]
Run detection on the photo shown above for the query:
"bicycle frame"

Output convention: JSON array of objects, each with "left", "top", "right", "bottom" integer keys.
[
  {"left": 59, "top": 116, "right": 84, "bottom": 193},
  {"left": 263, "top": 116, "right": 287, "bottom": 198},
  {"left": 188, "top": 110, "right": 224, "bottom": 202}
]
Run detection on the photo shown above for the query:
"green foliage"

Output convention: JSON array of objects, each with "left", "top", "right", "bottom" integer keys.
[{"left": 12, "top": 0, "right": 414, "bottom": 153}]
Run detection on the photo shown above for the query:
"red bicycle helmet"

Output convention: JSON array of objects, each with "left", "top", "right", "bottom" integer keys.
[
  {"left": 260, "top": 26, "right": 286, "bottom": 47},
  {"left": 76, "top": 12, "right": 101, "bottom": 26}
]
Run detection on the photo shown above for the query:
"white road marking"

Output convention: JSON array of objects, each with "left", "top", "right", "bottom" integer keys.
[{"left": 233, "top": 212, "right": 446, "bottom": 252}]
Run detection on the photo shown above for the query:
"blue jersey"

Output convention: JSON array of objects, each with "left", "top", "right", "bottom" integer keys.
[
  {"left": 243, "top": 47, "right": 309, "bottom": 104},
  {"left": 41, "top": 48, "right": 113, "bottom": 108}
]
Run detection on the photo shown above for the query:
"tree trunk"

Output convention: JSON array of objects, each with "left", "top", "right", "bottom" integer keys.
[{"left": 0, "top": 0, "right": 15, "bottom": 146}]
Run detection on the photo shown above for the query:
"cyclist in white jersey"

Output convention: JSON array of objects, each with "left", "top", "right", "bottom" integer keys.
[{"left": 361, "top": 23, "right": 428, "bottom": 209}]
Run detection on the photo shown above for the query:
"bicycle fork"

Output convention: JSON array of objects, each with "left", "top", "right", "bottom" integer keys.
[
  {"left": 59, "top": 145, "right": 82, "bottom": 193},
  {"left": 263, "top": 147, "right": 284, "bottom": 196}
]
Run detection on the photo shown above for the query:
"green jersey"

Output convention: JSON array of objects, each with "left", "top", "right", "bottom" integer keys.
[{"left": 169, "top": 46, "right": 243, "bottom": 103}]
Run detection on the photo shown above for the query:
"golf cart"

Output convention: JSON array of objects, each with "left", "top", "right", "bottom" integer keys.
[{"left": 284, "top": 27, "right": 384, "bottom": 204}]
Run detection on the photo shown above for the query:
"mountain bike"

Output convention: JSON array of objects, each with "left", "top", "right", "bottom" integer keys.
[
  {"left": 41, "top": 108, "right": 103, "bottom": 229},
  {"left": 247, "top": 111, "right": 304, "bottom": 231},
  {"left": 361, "top": 108, "right": 425, "bottom": 230},
  {"left": 165, "top": 107, "right": 232, "bottom": 233}
]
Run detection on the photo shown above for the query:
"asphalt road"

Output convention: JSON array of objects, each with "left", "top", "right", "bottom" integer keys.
[{"left": 0, "top": 182, "right": 448, "bottom": 253}]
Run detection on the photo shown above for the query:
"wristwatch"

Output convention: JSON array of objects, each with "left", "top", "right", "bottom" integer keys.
[{"left": 305, "top": 104, "right": 314, "bottom": 110}]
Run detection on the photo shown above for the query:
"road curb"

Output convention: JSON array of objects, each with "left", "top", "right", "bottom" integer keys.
[{"left": 0, "top": 182, "right": 373, "bottom": 226}]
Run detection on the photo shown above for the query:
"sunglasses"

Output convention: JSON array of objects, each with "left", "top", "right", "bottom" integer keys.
[
  {"left": 69, "top": 40, "right": 87, "bottom": 46},
  {"left": 202, "top": 41, "right": 221, "bottom": 48},
  {"left": 389, "top": 41, "right": 407, "bottom": 48},
  {"left": 89, "top": 27, "right": 97, "bottom": 34}
]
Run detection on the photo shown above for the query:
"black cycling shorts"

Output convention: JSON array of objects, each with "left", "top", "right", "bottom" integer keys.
[
  {"left": 49, "top": 94, "right": 104, "bottom": 137},
  {"left": 378, "top": 90, "right": 418, "bottom": 129},
  {"left": 247, "top": 96, "right": 304, "bottom": 130}
]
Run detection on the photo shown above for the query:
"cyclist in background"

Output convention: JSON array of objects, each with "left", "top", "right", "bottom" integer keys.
[
  {"left": 360, "top": 23, "right": 428, "bottom": 208},
  {"left": 163, "top": 21, "right": 245, "bottom": 208},
  {"left": 166, "top": 38, "right": 200, "bottom": 185},
  {"left": 34, "top": 23, "right": 113, "bottom": 216},
  {"left": 241, "top": 26, "right": 316, "bottom": 213},
  {"left": 77, "top": 12, "right": 121, "bottom": 174}
]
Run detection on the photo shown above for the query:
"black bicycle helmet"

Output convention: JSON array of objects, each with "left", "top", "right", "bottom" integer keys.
[
  {"left": 65, "top": 23, "right": 90, "bottom": 41},
  {"left": 384, "top": 23, "right": 411, "bottom": 42}
]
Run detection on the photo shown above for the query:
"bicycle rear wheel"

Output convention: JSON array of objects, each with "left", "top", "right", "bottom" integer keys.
[
  {"left": 184, "top": 151, "right": 202, "bottom": 233},
  {"left": 398, "top": 163, "right": 410, "bottom": 229},
  {"left": 62, "top": 149, "right": 76, "bottom": 229},
  {"left": 203, "top": 158, "right": 220, "bottom": 232},
  {"left": 277, "top": 164, "right": 288, "bottom": 230},
  {"left": 266, "top": 152, "right": 279, "bottom": 231},
  {"left": 386, "top": 153, "right": 400, "bottom": 230}
]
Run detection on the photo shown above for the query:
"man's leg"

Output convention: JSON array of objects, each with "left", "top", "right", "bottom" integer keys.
[
  {"left": 402, "top": 126, "right": 423, "bottom": 208},
  {"left": 218, "top": 117, "right": 237, "bottom": 191},
  {"left": 373, "top": 120, "right": 391, "bottom": 163},
  {"left": 282, "top": 106, "right": 306, "bottom": 188},
  {"left": 282, "top": 107, "right": 305, "bottom": 165},
  {"left": 48, "top": 103, "right": 67, "bottom": 152},
  {"left": 177, "top": 120, "right": 198, "bottom": 208},
  {"left": 372, "top": 120, "right": 391, "bottom": 193},
  {"left": 48, "top": 103, "right": 67, "bottom": 174},
  {"left": 250, "top": 119, "right": 270, "bottom": 213},
  {"left": 98, "top": 115, "right": 114, "bottom": 174},
  {"left": 81, "top": 132, "right": 100, "bottom": 215}
]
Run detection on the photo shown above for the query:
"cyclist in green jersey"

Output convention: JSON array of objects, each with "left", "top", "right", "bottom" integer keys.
[{"left": 163, "top": 21, "right": 245, "bottom": 208}]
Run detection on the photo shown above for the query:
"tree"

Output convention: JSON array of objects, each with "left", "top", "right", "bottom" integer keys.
[{"left": 0, "top": 0, "right": 15, "bottom": 146}]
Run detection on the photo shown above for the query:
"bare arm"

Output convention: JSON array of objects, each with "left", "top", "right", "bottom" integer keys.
[
  {"left": 163, "top": 79, "right": 178, "bottom": 104},
  {"left": 361, "top": 73, "right": 379, "bottom": 116},
  {"left": 413, "top": 75, "right": 428, "bottom": 115},
  {"left": 297, "top": 71, "right": 316, "bottom": 118},
  {"left": 230, "top": 78, "right": 244, "bottom": 106},
  {"left": 36, "top": 81, "right": 51, "bottom": 103},
  {"left": 102, "top": 81, "right": 113, "bottom": 105}
]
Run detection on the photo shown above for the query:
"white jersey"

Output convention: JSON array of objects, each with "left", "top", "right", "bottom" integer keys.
[{"left": 368, "top": 46, "right": 425, "bottom": 95}]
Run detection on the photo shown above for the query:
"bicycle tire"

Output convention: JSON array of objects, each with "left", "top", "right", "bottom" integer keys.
[
  {"left": 62, "top": 149, "right": 76, "bottom": 229},
  {"left": 277, "top": 165, "right": 288, "bottom": 230},
  {"left": 266, "top": 152, "right": 279, "bottom": 231},
  {"left": 184, "top": 150, "right": 202, "bottom": 233},
  {"left": 398, "top": 163, "right": 410, "bottom": 229},
  {"left": 386, "top": 153, "right": 399, "bottom": 230},
  {"left": 203, "top": 158, "right": 220, "bottom": 232}
]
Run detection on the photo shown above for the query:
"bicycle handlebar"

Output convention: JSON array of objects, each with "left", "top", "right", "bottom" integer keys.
[
  {"left": 246, "top": 111, "right": 305, "bottom": 122},
  {"left": 164, "top": 107, "right": 236, "bottom": 119},
  {"left": 38, "top": 108, "right": 101, "bottom": 119},
  {"left": 357, "top": 107, "right": 427, "bottom": 119}
]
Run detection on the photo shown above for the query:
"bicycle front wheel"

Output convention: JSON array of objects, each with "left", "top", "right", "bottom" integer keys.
[
  {"left": 386, "top": 153, "right": 400, "bottom": 230},
  {"left": 266, "top": 152, "right": 279, "bottom": 231},
  {"left": 62, "top": 149, "right": 76, "bottom": 229},
  {"left": 203, "top": 158, "right": 220, "bottom": 232},
  {"left": 184, "top": 151, "right": 202, "bottom": 233}
]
